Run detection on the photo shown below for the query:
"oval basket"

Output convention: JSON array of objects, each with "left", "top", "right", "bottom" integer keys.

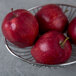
[{"left": 5, "top": 4, "right": 76, "bottom": 68}]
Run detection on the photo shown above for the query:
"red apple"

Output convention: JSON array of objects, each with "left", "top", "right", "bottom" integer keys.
[
  {"left": 31, "top": 31, "right": 72, "bottom": 64},
  {"left": 2, "top": 9, "right": 39, "bottom": 48},
  {"left": 36, "top": 4, "right": 68, "bottom": 34},
  {"left": 68, "top": 17, "right": 76, "bottom": 44}
]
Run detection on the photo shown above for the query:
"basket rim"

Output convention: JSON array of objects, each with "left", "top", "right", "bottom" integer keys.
[
  {"left": 5, "top": 3, "right": 76, "bottom": 67},
  {"left": 5, "top": 38, "right": 76, "bottom": 67},
  {"left": 28, "top": 3, "right": 76, "bottom": 11}
]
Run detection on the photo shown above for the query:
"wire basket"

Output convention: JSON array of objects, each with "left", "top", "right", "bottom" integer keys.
[{"left": 5, "top": 4, "right": 76, "bottom": 68}]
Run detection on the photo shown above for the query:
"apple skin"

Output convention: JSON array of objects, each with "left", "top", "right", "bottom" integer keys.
[
  {"left": 2, "top": 9, "right": 39, "bottom": 48},
  {"left": 35, "top": 4, "right": 68, "bottom": 34},
  {"left": 31, "top": 31, "right": 72, "bottom": 64},
  {"left": 68, "top": 17, "right": 76, "bottom": 44}
]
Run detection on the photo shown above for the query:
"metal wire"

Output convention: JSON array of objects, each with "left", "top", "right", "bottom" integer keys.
[{"left": 5, "top": 4, "right": 76, "bottom": 68}]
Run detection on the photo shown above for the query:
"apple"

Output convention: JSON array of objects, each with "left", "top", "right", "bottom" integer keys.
[
  {"left": 36, "top": 4, "right": 68, "bottom": 34},
  {"left": 2, "top": 9, "right": 39, "bottom": 48},
  {"left": 68, "top": 17, "right": 76, "bottom": 44},
  {"left": 31, "top": 31, "right": 72, "bottom": 64}
]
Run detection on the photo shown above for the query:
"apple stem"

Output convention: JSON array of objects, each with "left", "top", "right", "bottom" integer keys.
[
  {"left": 64, "top": 9, "right": 68, "bottom": 13},
  {"left": 11, "top": 8, "right": 17, "bottom": 17},
  {"left": 60, "top": 37, "right": 69, "bottom": 48},
  {"left": 11, "top": 8, "right": 13, "bottom": 12}
]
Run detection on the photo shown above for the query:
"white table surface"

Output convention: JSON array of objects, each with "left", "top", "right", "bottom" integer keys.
[{"left": 0, "top": 0, "right": 76, "bottom": 76}]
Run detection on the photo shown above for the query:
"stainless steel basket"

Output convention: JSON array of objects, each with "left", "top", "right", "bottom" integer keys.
[{"left": 5, "top": 4, "right": 76, "bottom": 68}]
